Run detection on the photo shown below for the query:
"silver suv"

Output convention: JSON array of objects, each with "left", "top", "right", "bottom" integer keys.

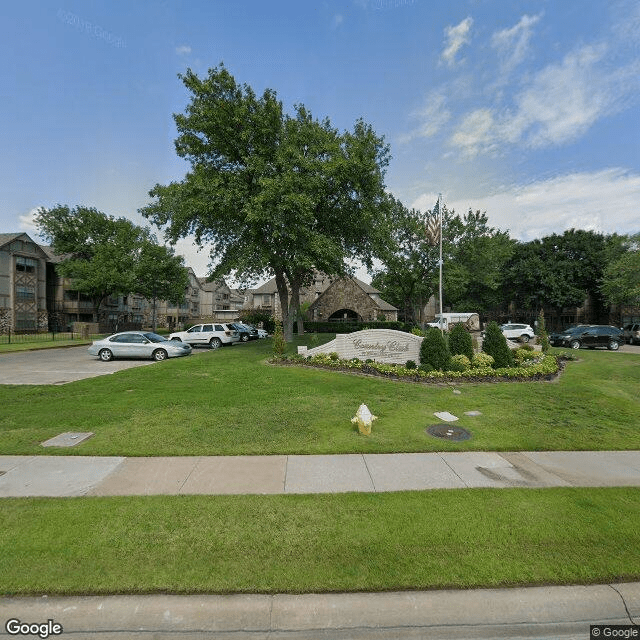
[
  {"left": 169, "top": 323, "right": 239, "bottom": 349},
  {"left": 500, "top": 323, "right": 535, "bottom": 343}
]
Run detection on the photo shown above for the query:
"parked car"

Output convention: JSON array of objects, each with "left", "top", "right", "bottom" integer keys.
[
  {"left": 257, "top": 328, "right": 268, "bottom": 339},
  {"left": 229, "top": 322, "right": 258, "bottom": 342},
  {"left": 623, "top": 323, "right": 640, "bottom": 345},
  {"left": 500, "top": 323, "right": 535, "bottom": 343},
  {"left": 548, "top": 325, "right": 584, "bottom": 347},
  {"left": 169, "top": 323, "right": 239, "bottom": 349},
  {"left": 88, "top": 331, "right": 192, "bottom": 362},
  {"left": 558, "top": 325, "right": 624, "bottom": 350}
]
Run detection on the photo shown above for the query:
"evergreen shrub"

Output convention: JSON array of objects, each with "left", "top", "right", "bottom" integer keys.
[
  {"left": 419, "top": 328, "right": 451, "bottom": 371},
  {"left": 448, "top": 323, "right": 474, "bottom": 361},
  {"left": 482, "top": 321, "right": 514, "bottom": 368},
  {"left": 448, "top": 354, "right": 471, "bottom": 372}
]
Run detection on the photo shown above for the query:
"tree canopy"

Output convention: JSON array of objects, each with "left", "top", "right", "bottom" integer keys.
[
  {"left": 141, "top": 64, "right": 391, "bottom": 340},
  {"left": 35, "top": 205, "right": 188, "bottom": 322},
  {"left": 600, "top": 233, "right": 640, "bottom": 307}
]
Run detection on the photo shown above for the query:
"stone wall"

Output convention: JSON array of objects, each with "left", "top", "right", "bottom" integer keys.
[
  {"left": 298, "top": 329, "right": 423, "bottom": 365},
  {"left": 310, "top": 279, "right": 380, "bottom": 322}
]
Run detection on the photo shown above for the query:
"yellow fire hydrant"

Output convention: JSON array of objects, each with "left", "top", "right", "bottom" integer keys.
[{"left": 351, "top": 403, "right": 377, "bottom": 435}]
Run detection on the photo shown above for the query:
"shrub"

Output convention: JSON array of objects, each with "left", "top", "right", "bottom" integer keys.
[
  {"left": 482, "top": 321, "right": 514, "bottom": 368},
  {"left": 329, "top": 352, "right": 340, "bottom": 361},
  {"left": 405, "top": 360, "right": 417, "bottom": 370},
  {"left": 419, "top": 328, "right": 451, "bottom": 371},
  {"left": 411, "top": 327, "right": 424, "bottom": 337},
  {"left": 514, "top": 348, "right": 537, "bottom": 365},
  {"left": 448, "top": 323, "right": 474, "bottom": 361},
  {"left": 472, "top": 352, "right": 494, "bottom": 368},
  {"left": 418, "top": 363, "right": 434, "bottom": 373},
  {"left": 448, "top": 354, "right": 471, "bottom": 372}
]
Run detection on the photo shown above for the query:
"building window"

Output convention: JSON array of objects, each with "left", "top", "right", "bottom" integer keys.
[
  {"left": 16, "top": 286, "right": 35, "bottom": 301},
  {"left": 15, "top": 312, "right": 36, "bottom": 330},
  {"left": 15, "top": 256, "right": 37, "bottom": 273}
]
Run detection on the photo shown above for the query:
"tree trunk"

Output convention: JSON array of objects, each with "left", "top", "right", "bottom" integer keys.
[
  {"left": 274, "top": 270, "right": 293, "bottom": 342},
  {"left": 290, "top": 276, "right": 304, "bottom": 338}
]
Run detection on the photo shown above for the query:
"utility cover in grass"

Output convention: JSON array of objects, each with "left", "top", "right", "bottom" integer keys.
[
  {"left": 41, "top": 432, "right": 94, "bottom": 447},
  {"left": 427, "top": 425, "right": 472, "bottom": 441},
  {"left": 434, "top": 411, "right": 458, "bottom": 422},
  {"left": 464, "top": 411, "right": 482, "bottom": 416}
]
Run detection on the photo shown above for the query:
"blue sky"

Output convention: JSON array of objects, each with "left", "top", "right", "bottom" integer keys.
[{"left": 3, "top": 0, "right": 639, "bottom": 280}]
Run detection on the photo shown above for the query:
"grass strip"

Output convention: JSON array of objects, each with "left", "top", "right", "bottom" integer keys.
[
  {"left": 1, "top": 487, "right": 639, "bottom": 595},
  {"left": 1, "top": 338, "right": 639, "bottom": 455}
]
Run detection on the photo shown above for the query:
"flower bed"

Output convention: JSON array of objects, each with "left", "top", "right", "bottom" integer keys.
[{"left": 270, "top": 352, "right": 563, "bottom": 383}]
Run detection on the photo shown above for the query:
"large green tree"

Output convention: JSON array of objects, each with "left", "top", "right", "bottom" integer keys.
[
  {"left": 600, "top": 233, "right": 640, "bottom": 307},
  {"left": 505, "top": 229, "right": 627, "bottom": 320},
  {"left": 372, "top": 203, "right": 513, "bottom": 321},
  {"left": 140, "top": 64, "right": 391, "bottom": 340},
  {"left": 35, "top": 205, "right": 188, "bottom": 323}
]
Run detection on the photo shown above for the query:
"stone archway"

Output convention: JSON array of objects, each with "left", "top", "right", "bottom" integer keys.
[{"left": 328, "top": 308, "right": 361, "bottom": 322}]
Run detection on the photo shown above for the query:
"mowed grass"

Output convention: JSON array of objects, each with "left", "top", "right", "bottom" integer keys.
[
  {"left": 1, "top": 488, "right": 639, "bottom": 595},
  {"left": 0, "top": 336, "right": 639, "bottom": 456}
]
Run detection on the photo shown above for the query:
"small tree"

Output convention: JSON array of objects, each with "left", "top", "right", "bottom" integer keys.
[
  {"left": 419, "top": 328, "right": 451, "bottom": 371},
  {"left": 535, "top": 309, "right": 550, "bottom": 353},
  {"left": 448, "top": 323, "right": 474, "bottom": 361},
  {"left": 482, "top": 321, "right": 514, "bottom": 368}
]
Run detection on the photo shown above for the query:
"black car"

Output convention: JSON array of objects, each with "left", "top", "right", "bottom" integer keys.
[
  {"left": 558, "top": 325, "right": 624, "bottom": 350},
  {"left": 229, "top": 323, "right": 258, "bottom": 342},
  {"left": 549, "top": 325, "right": 583, "bottom": 347}
]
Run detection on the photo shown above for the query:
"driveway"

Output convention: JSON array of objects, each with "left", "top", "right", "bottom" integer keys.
[{"left": 0, "top": 346, "right": 157, "bottom": 385}]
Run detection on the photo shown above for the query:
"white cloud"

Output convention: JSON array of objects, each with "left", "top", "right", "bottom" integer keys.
[
  {"left": 411, "top": 169, "right": 640, "bottom": 241},
  {"left": 441, "top": 17, "right": 473, "bottom": 67},
  {"left": 332, "top": 14, "right": 344, "bottom": 28},
  {"left": 175, "top": 45, "right": 192, "bottom": 55},
  {"left": 18, "top": 207, "right": 42, "bottom": 235},
  {"left": 491, "top": 13, "right": 542, "bottom": 77},
  {"left": 399, "top": 92, "right": 451, "bottom": 142},
  {"left": 449, "top": 42, "right": 640, "bottom": 155}
]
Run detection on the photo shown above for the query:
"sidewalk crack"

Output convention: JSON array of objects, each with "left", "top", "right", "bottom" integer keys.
[
  {"left": 177, "top": 457, "right": 201, "bottom": 494},
  {"left": 609, "top": 584, "right": 637, "bottom": 624},
  {"left": 438, "top": 453, "right": 469, "bottom": 487},
  {"left": 361, "top": 454, "right": 377, "bottom": 492}
]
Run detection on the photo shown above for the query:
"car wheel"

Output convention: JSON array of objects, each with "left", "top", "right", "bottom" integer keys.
[
  {"left": 171, "top": 337, "right": 182, "bottom": 341},
  {"left": 153, "top": 349, "right": 168, "bottom": 361},
  {"left": 99, "top": 348, "right": 113, "bottom": 362},
  {"left": 209, "top": 337, "right": 222, "bottom": 349},
  {"left": 241, "top": 334, "right": 249, "bottom": 342},
  {"left": 520, "top": 334, "right": 530, "bottom": 343},
  {"left": 608, "top": 340, "right": 620, "bottom": 351},
  {"left": 570, "top": 340, "right": 581, "bottom": 349}
]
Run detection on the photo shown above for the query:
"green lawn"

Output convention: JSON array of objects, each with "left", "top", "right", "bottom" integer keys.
[
  {"left": 1, "top": 488, "right": 639, "bottom": 595},
  {"left": 1, "top": 336, "right": 638, "bottom": 455}
]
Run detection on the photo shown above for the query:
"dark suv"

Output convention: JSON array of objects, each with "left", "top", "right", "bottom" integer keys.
[{"left": 558, "top": 325, "right": 624, "bottom": 350}]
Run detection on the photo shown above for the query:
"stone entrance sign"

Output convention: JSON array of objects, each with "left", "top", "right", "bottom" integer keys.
[{"left": 298, "top": 329, "right": 423, "bottom": 365}]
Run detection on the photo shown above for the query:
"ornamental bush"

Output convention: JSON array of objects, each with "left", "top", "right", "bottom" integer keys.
[
  {"left": 536, "top": 309, "right": 551, "bottom": 353},
  {"left": 448, "top": 323, "right": 474, "bottom": 361},
  {"left": 419, "top": 328, "right": 451, "bottom": 371},
  {"left": 482, "top": 321, "right": 514, "bottom": 368},
  {"left": 448, "top": 354, "right": 471, "bottom": 372},
  {"left": 472, "top": 352, "right": 494, "bottom": 368}
]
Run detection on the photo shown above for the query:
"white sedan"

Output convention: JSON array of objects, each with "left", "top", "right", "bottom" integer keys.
[
  {"left": 500, "top": 323, "right": 535, "bottom": 343},
  {"left": 88, "top": 331, "right": 192, "bottom": 362}
]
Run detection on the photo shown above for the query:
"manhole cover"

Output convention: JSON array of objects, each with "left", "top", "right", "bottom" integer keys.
[{"left": 426, "top": 424, "right": 472, "bottom": 441}]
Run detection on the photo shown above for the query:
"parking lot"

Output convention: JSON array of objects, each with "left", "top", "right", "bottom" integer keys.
[{"left": 0, "top": 346, "right": 160, "bottom": 385}]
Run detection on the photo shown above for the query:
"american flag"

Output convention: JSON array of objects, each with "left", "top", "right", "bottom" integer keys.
[{"left": 425, "top": 213, "right": 440, "bottom": 246}]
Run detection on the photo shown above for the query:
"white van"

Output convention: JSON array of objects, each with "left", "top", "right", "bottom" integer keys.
[{"left": 427, "top": 313, "right": 480, "bottom": 331}]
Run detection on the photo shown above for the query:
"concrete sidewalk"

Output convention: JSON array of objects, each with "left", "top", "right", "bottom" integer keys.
[
  {"left": 1, "top": 450, "right": 640, "bottom": 497},
  {"left": 1, "top": 582, "right": 639, "bottom": 639}
]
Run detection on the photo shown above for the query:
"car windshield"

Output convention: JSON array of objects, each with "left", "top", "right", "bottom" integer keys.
[{"left": 143, "top": 332, "right": 168, "bottom": 343}]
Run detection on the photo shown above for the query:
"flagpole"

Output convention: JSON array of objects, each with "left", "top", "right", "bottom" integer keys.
[{"left": 438, "top": 193, "right": 443, "bottom": 334}]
